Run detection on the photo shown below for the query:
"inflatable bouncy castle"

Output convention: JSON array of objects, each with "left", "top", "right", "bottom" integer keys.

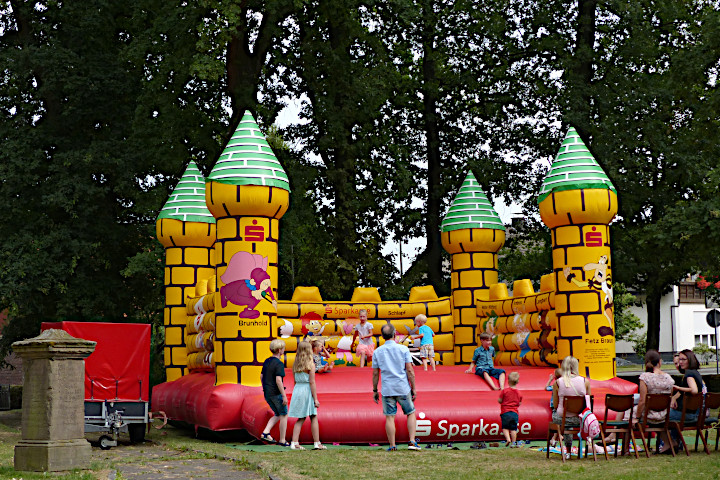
[{"left": 151, "top": 117, "right": 635, "bottom": 443}]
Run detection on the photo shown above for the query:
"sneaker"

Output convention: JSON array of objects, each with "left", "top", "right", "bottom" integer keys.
[
  {"left": 549, "top": 439, "right": 557, "bottom": 447},
  {"left": 479, "top": 442, "right": 488, "bottom": 449},
  {"left": 386, "top": 446, "right": 397, "bottom": 452},
  {"left": 564, "top": 452, "right": 571, "bottom": 460},
  {"left": 408, "top": 440, "right": 421, "bottom": 451}
]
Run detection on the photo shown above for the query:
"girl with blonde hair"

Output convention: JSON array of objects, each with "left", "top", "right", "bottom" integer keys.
[
  {"left": 551, "top": 356, "right": 591, "bottom": 458},
  {"left": 287, "top": 341, "right": 326, "bottom": 450}
]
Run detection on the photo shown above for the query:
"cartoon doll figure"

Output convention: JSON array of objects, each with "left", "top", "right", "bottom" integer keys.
[
  {"left": 563, "top": 255, "right": 614, "bottom": 336},
  {"left": 333, "top": 320, "right": 355, "bottom": 364},
  {"left": 301, "top": 313, "right": 329, "bottom": 340},
  {"left": 220, "top": 252, "right": 277, "bottom": 319}
]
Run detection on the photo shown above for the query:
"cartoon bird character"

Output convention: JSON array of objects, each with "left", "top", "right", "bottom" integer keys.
[
  {"left": 563, "top": 255, "right": 614, "bottom": 336},
  {"left": 220, "top": 251, "right": 277, "bottom": 319}
]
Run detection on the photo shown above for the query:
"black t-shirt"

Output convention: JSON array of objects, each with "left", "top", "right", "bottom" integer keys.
[
  {"left": 677, "top": 369, "right": 704, "bottom": 413},
  {"left": 261, "top": 357, "right": 285, "bottom": 396}
]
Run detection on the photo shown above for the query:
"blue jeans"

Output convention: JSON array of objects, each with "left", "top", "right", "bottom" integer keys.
[{"left": 382, "top": 394, "right": 415, "bottom": 416}]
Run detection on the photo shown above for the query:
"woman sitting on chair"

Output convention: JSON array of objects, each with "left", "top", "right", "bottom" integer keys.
[
  {"left": 552, "top": 356, "right": 591, "bottom": 458},
  {"left": 637, "top": 350, "right": 676, "bottom": 453}
]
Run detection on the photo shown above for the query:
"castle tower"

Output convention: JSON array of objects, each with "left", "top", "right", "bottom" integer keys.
[
  {"left": 206, "top": 111, "right": 290, "bottom": 386},
  {"left": 538, "top": 127, "right": 618, "bottom": 380},
  {"left": 441, "top": 172, "right": 505, "bottom": 364},
  {"left": 156, "top": 161, "right": 216, "bottom": 381}
]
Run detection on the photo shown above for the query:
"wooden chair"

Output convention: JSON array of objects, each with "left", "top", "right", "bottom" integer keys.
[
  {"left": 670, "top": 392, "right": 707, "bottom": 456},
  {"left": 599, "top": 394, "right": 638, "bottom": 459},
  {"left": 696, "top": 392, "right": 720, "bottom": 452},
  {"left": 547, "top": 395, "right": 597, "bottom": 462},
  {"left": 634, "top": 393, "right": 674, "bottom": 458}
]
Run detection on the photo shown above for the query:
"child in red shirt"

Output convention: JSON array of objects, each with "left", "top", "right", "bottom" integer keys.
[{"left": 498, "top": 371, "right": 522, "bottom": 447}]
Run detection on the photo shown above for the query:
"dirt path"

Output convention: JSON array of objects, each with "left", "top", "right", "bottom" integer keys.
[{"left": 0, "top": 410, "right": 268, "bottom": 480}]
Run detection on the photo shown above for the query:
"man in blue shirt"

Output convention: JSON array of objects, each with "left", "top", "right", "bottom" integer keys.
[
  {"left": 372, "top": 324, "right": 420, "bottom": 451},
  {"left": 464, "top": 332, "right": 506, "bottom": 390}
]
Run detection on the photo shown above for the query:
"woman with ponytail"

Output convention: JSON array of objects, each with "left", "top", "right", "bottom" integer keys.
[{"left": 636, "top": 350, "right": 675, "bottom": 453}]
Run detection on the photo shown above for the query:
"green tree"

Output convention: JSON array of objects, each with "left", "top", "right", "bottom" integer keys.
[
  {"left": 559, "top": 0, "right": 720, "bottom": 351},
  {"left": 0, "top": 1, "right": 224, "bottom": 361}
]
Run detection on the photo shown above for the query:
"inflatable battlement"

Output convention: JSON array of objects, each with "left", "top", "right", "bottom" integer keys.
[{"left": 476, "top": 275, "right": 559, "bottom": 368}]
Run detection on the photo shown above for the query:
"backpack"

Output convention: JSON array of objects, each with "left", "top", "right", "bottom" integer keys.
[{"left": 579, "top": 408, "right": 601, "bottom": 440}]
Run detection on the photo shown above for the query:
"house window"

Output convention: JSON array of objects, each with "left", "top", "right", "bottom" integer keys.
[
  {"left": 679, "top": 282, "right": 705, "bottom": 303},
  {"left": 695, "top": 335, "right": 701, "bottom": 345}
]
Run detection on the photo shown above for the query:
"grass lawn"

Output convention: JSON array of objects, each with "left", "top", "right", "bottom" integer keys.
[{"left": 2, "top": 409, "right": 720, "bottom": 479}]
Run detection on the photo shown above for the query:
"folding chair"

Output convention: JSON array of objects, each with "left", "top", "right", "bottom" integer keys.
[
  {"left": 546, "top": 395, "right": 597, "bottom": 462},
  {"left": 599, "top": 394, "right": 638, "bottom": 459},
  {"left": 696, "top": 392, "right": 720, "bottom": 453},
  {"left": 670, "top": 392, "right": 707, "bottom": 456},
  {"left": 634, "top": 393, "right": 674, "bottom": 458}
]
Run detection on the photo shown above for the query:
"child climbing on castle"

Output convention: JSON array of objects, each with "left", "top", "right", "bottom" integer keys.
[
  {"left": 465, "top": 332, "right": 506, "bottom": 390},
  {"left": 352, "top": 309, "right": 374, "bottom": 368},
  {"left": 288, "top": 341, "right": 326, "bottom": 450},
  {"left": 311, "top": 338, "right": 333, "bottom": 373},
  {"left": 411, "top": 314, "right": 436, "bottom": 371}
]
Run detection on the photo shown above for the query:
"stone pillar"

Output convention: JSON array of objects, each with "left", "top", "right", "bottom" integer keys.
[{"left": 13, "top": 329, "right": 96, "bottom": 472}]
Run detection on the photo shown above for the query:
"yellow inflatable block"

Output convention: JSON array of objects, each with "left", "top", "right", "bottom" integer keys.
[
  {"left": 350, "top": 287, "right": 382, "bottom": 303},
  {"left": 291, "top": 286, "right": 323, "bottom": 302},
  {"left": 408, "top": 285, "right": 439, "bottom": 302},
  {"left": 540, "top": 273, "right": 556, "bottom": 293},
  {"left": 513, "top": 279, "right": 535, "bottom": 297},
  {"left": 185, "top": 247, "right": 210, "bottom": 266},
  {"left": 489, "top": 283, "right": 509, "bottom": 300}
]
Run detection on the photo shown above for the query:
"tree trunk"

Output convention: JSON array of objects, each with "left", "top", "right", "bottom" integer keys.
[
  {"left": 420, "top": 0, "right": 445, "bottom": 294},
  {"left": 645, "top": 290, "right": 662, "bottom": 351},
  {"left": 566, "top": 0, "right": 597, "bottom": 140}
]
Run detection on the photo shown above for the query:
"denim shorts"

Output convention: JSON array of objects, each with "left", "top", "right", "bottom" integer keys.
[
  {"left": 501, "top": 412, "right": 518, "bottom": 430},
  {"left": 475, "top": 367, "right": 505, "bottom": 380},
  {"left": 382, "top": 394, "right": 415, "bottom": 416},
  {"left": 265, "top": 394, "right": 288, "bottom": 416}
]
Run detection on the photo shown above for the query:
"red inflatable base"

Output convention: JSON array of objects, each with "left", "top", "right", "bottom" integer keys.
[{"left": 152, "top": 366, "right": 636, "bottom": 443}]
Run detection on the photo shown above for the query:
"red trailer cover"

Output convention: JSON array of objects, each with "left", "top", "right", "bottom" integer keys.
[{"left": 41, "top": 322, "right": 150, "bottom": 402}]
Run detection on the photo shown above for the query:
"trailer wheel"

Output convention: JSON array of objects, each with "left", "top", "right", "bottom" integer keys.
[
  {"left": 99, "top": 435, "right": 113, "bottom": 450},
  {"left": 128, "top": 423, "right": 146, "bottom": 443}
]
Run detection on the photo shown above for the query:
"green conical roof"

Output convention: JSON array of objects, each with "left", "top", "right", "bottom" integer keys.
[
  {"left": 441, "top": 172, "right": 505, "bottom": 232},
  {"left": 206, "top": 111, "right": 290, "bottom": 191},
  {"left": 157, "top": 160, "right": 215, "bottom": 223},
  {"left": 538, "top": 127, "right": 616, "bottom": 204}
]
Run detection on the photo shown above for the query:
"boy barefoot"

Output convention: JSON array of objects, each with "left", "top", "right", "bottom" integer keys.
[
  {"left": 465, "top": 332, "right": 506, "bottom": 390},
  {"left": 498, "top": 371, "right": 522, "bottom": 447},
  {"left": 412, "top": 314, "right": 436, "bottom": 371}
]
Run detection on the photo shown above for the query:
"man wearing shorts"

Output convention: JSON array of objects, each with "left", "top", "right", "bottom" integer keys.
[
  {"left": 372, "top": 324, "right": 421, "bottom": 451},
  {"left": 352, "top": 309, "right": 374, "bottom": 368}
]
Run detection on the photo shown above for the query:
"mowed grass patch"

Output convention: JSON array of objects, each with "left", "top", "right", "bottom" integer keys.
[{"left": 158, "top": 423, "right": 720, "bottom": 480}]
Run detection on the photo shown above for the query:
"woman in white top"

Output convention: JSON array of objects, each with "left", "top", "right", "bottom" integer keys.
[{"left": 552, "top": 356, "right": 591, "bottom": 457}]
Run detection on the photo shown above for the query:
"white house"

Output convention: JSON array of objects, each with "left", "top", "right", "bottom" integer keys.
[{"left": 616, "top": 279, "right": 718, "bottom": 355}]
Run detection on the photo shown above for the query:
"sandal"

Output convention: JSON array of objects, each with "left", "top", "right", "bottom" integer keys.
[
  {"left": 290, "top": 443, "right": 305, "bottom": 450},
  {"left": 277, "top": 441, "right": 291, "bottom": 447},
  {"left": 313, "top": 443, "right": 327, "bottom": 450},
  {"left": 260, "top": 433, "right": 275, "bottom": 443},
  {"left": 386, "top": 446, "right": 397, "bottom": 451}
]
